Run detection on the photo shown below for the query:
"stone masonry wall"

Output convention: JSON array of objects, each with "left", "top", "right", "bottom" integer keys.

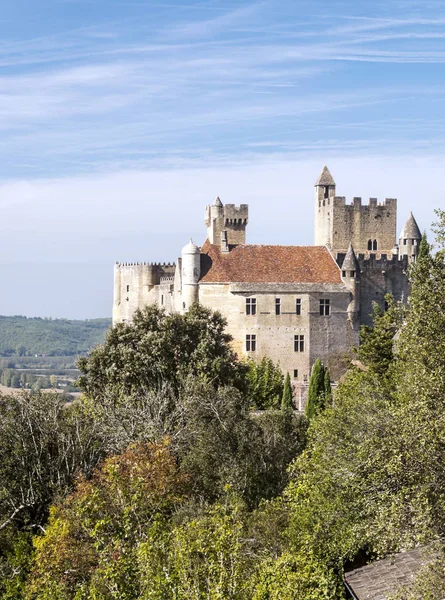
[{"left": 331, "top": 197, "right": 397, "bottom": 255}]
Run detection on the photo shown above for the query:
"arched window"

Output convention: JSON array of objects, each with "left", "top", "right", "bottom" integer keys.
[
  {"left": 368, "top": 239, "right": 373, "bottom": 250},
  {"left": 373, "top": 239, "right": 378, "bottom": 251}
]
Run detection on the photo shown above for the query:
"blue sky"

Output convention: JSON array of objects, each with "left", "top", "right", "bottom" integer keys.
[{"left": 0, "top": 0, "right": 444, "bottom": 318}]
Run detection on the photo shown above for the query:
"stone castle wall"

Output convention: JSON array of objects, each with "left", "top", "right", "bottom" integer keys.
[
  {"left": 198, "top": 282, "right": 354, "bottom": 382},
  {"left": 113, "top": 262, "right": 176, "bottom": 323},
  {"left": 331, "top": 197, "right": 397, "bottom": 254}
]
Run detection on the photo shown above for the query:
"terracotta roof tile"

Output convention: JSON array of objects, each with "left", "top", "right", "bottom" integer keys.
[{"left": 200, "top": 241, "right": 342, "bottom": 284}]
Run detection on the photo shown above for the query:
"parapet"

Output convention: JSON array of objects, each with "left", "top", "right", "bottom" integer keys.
[
  {"left": 333, "top": 196, "right": 397, "bottom": 208},
  {"left": 223, "top": 203, "right": 248, "bottom": 225},
  {"left": 115, "top": 261, "right": 175, "bottom": 268},
  {"left": 355, "top": 253, "right": 408, "bottom": 270}
]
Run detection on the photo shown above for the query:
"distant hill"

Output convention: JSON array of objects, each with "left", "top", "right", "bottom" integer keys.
[{"left": 0, "top": 316, "right": 111, "bottom": 356}]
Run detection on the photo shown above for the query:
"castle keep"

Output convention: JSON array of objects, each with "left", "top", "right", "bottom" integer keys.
[{"left": 113, "top": 166, "right": 420, "bottom": 383}]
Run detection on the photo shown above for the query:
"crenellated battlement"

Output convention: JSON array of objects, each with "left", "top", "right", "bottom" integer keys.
[
  {"left": 336, "top": 251, "right": 409, "bottom": 270},
  {"left": 333, "top": 196, "right": 397, "bottom": 208},
  {"left": 205, "top": 198, "right": 248, "bottom": 246},
  {"left": 115, "top": 261, "right": 175, "bottom": 268}
]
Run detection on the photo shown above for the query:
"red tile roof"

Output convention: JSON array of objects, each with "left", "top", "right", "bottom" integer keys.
[{"left": 200, "top": 241, "right": 342, "bottom": 284}]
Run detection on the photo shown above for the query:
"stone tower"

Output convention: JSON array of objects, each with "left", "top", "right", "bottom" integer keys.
[
  {"left": 398, "top": 212, "right": 421, "bottom": 263},
  {"left": 205, "top": 197, "right": 248, "bottom": 247},
  {"left": 340, "top": 243, "right": 360, "bottom": 326},
  {"left": 181, "top": 239, "right": 200, "bottom": 312},
  {"left": 314, "top": 166, "right": 397, "bottom": 255}
]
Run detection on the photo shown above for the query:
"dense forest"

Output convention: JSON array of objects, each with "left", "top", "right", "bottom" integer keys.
[
  {"left": 1, "top": 220, "right": 445, "bottom": 598},
  {"left": 0, "top": 316, "right": 111, "bottom": 356}
]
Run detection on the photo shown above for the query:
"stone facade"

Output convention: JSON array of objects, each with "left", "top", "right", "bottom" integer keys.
[{"left": 113, "top": 166, "right": 420, "bottom": 384}]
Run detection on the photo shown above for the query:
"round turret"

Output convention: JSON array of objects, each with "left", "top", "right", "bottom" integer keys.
[
  {"left": 398, "top": 212, "right": 421, "bottom": 263},
  {"left": 181, "top": 239, "right": 201, "bottom": 311}
]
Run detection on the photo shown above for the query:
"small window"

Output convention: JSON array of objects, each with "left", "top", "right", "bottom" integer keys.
[
  {"left": 246, "top": 298, "right": 257, "bottom": 316},
  {"left": 275, "top": 298, "right": 281, "bottom": 315},
  {"left": 404, "top": 239, "right": 407, "bottom": 245},
  {"left": 342, "top": 270, "right": 346, "bottom": 278},
  {"left": 161, "top": 295, "right": 164, "bottom": 305},
  {"left": 303, "top": 374, "right": 308, "bottom": 383},
  {"left": 294, "top": 334, "right": 304, "bottom": 352},
  {"left": 413, "top": 239, "right": 417, "bottom": 246},
  {"left": 324, "top": 186, "right": 329, "bottom": 199},
  {"left": 126, "top": 297, "right": 129, "bottom": 302},
  {"left": 293, "top": 369, "right": 298, "bottom": 378},
  {"left": 183, "top": 302, "right": 186, "bottom": 309},
  {"left": 350, "top": 270, "right": 355, "bottom": 277},
  {"left": 296, "top": 298, "right": 301, "bottom": 315},
  {"left": 320, "top": 299, "right": 330, "bottom": 316},
  {"left": 246, "top": 334, "right": 256, "bottom": 352},
  {"left": 373, "top": 239, "right": 378, "bottom": 251},
  {"left": 368, "top": 239, "right": 372, "bottom": 250},
  {"left": 126, "top": 284, "right": 130, "bottom": 292}
]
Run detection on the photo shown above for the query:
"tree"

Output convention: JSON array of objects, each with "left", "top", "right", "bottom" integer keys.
[
  {"left": 281, "top": 373, "right": 293, "bottom": 411},
  {"left": 356, "top": 295, "right": 405, "bottom": 377},
  {"left": 305, "top": 359, "right": 332, "bottom": 419},
  {"left": 78, "top": 304, "right": 248, "bottom": 401},
  {"left": 0, "top": 392, "right": 102, "bottom": 597},
  {"left": 25, "top": 441, "right": 187, "bottom": 600},
  {"left": 246, "top": 357, "right": 284, "bottom": 410}
]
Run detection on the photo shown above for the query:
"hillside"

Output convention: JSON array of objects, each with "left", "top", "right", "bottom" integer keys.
[{"left": 0, "top": 316, "right": 111, "bottom": 356}]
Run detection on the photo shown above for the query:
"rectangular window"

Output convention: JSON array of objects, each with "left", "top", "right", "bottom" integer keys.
[
  {"left": 161, "top": 295, "right": 164, "bottom": 305},
  {"left": 275, "top": 298, "right": 281, "bottom": 315},
  {"left": 319, "top": 299, "right": 330, "bottom": 316},
  {"left": 126, "top": 284, "right": 130, "bottom": 292},
  {"left": 296, "top": 298, "right": 301, "bottom": 315},
  {"left": 246, "top": 298, "right": 257, "bottom": 316},
  {"left": 246, "top": 334, "right": 256, "bottom": 352},
  {"left": 293, "top": 369, "right": 298, "bottom": 378},
  {"left": 294, "top": 335, "right": 304, "bottom": 352}
]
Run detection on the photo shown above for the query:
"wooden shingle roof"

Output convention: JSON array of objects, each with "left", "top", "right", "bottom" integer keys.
[{"left": 199, "top": 242, "right": 343, "bottom": 284}]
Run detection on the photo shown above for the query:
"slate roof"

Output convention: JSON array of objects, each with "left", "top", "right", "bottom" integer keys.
[
  {"left": 344, "top": 547, "right": 436, "bottom": 600},
  {"left": 315, "top": 165, "right": 336, "bottom": 187},
  {"left": 199, "top": 241, "right": 343, "bottom": 284},
  {"left": 399, "top": 212, "right": 421, "bottom": 241}
]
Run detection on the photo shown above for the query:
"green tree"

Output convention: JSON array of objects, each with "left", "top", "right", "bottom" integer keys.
[
  {"left": 246, "top": 357, "right": 284, "bottom": 410},
  {"left": 78, "top": 304, "right": 248, "bottom": 401},
  {"left": 305, "top": 358, "right": 330, "bottom": 419},
  {"left": 281, "top": 372, "right": 293, "bottom": 411},
  {"left": 356, "top": 295, "right": 405, "bottom": 377},
  {"left": 25, "top": 441, "right": 187, "bottom": 600}
]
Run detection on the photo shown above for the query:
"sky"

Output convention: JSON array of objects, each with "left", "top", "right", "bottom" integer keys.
[{"left": 0, "top": 0, "right": 444, "bottom": 318}]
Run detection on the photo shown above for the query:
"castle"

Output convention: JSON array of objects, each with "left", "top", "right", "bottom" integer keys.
[{"left": 113, "top": 166, "right": 421, "bottom": 384}]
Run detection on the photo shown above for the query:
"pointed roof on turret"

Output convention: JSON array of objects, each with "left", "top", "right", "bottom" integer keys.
[
  {"left": 341, "top": 243, "right": 359, "bottom": 272},
  {"left": 214, "top": 196, "right": 223, "bottom": 207},
  {"left": 399, "top": 212, "right": 421, "bottom": 241},
  {"left": 315, "top": 165, "right": 336, "bottom": 187}
]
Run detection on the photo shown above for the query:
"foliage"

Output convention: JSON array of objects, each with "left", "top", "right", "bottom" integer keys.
[
  {"left": 357, "top": 295, "right": 405, "bottom": 377},
  {"left": 305, "top": 359, "right": 331, "bottom": 419},
  {"left": 78, "top": 304, "right": 248, "bottom": 400},
  {"left": 246, "top": 357, "right": 284, "bottom": 410},
  {"left": 0, "top": 316, "right": 110, "bottom": 357},
  {"left": 139, "top": 491, "right": 254, "bottom": 599},
  {"left": 0, "top": 392, "right": 102, "bottom": 597},
  {"left": 25, "top": 441, "right": 187, "bottom": 600},
  {"left": 281, "top": 372, "right": 293, "bottom": 411},
  {"left": 251, "top": 550, "right": 343, "bottom": 600}
]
